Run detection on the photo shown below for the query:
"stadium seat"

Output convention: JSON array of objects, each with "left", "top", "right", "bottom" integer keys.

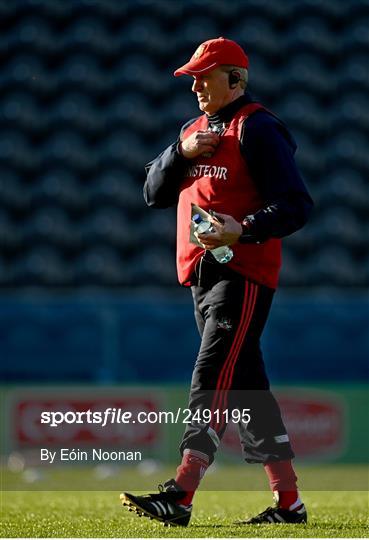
[
  {"left": 0, "top": 210, "right": 22, "bottom": 253},
  {"left": 305, "top": 246, "right": 365, "bottom": 287},
  {"left": 0, "top": 170, "right": 31, "bottom": 212},
  {"left": 1, "top": 92, "right": 45, "bottom": 134},
  {"left": 234, "top": 18, "right": 281, "bottom": 61},
  {"left": 278, "top": 251, "right": 304, "bottom": 287},
  {"left": 130, "top": 247, "right": 177, "bottom": 285},
  {"left": 141, "top": 211, "right": 177, "bottom": 245},
  {"left": 121, "top": 17, "right": 170, "bottom": 59},
  {"left": 340, "top": 54, "right": 369, "bottom": 91},
  {"left": 333, "top": 92, "right": 369, "bottom": 133},
  {"left": 59, "top": 54, "right": 110, "bottom": 96},
  {"left": 13, "top": 16, "right": 58, "bottom": 56},
  {"left": 13, "top": 246, "right": 74, "bottom": 286},
  {"left": 50, "top": 92, "right": 105, "bottom": 135},
  {"left": 31, "top": 169, "right": 87, "bottom": 213},
  {"left": 178, "top": 17, "right": 219, "bottom": 48},
  {"left": 342, "top": 18, "right": 369, "bottom": 55},
  {"left": 114, "top": 55, "right": 166, "bottom": 97},
  {"left": 80, "top": 206, "right": 138, "bottom": 250},
  {"left": 32, "top": 0, "right": 76, "bottom": 20},
  {"left": 63, "top": 16, "right": 118, "bottom": 58},
  {"left": 314, "top": 207, "right": 363, "bottom": 249},
  {"left": 0, "top": 130, "right": 39, "bottom": 172},
  {"left": 319, "top": 170, "right": 369, "bottom": 214},
  {"left": 89, "top": 170, "right": 144, "bottom": 212},
  {"left": 293, "top": 0, "right": 351, "bottom": 20},
  {"left": 281, "top": 54, "right": 336, "bottom": 96},
  {"left": 285, "top": 18, "right": 337, "bottom": 59},
  {"left": 22, "top": 206, "right": 80, "bottom": 253},
  {"left": 74, "top": 246, "right": 129, "bottom": 285},
  {"left": 277, "top": 92, "right": 328, "bottom": 134},
  {"left": 42, "top": 130, "right": 97, "bottom": 173},
  {"left": 107, "top": 93, "right": 162, "bottom": 135},
  {"left": 99, "top": 129, "right": 150, "bottom": 172},
  {"left": 326, "top": 131, "right": 369, "bottom": 171}
]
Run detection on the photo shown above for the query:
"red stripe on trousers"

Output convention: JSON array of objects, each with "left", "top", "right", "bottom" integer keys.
[
  {"left": 215, "top": 283, "right": 258, "bottom": 433},
  {"left": 209, "top": 281, "right": 258, "bottom": 432},
  {"left": 210, "top": 281, "right": 250, "bottom": 409}
]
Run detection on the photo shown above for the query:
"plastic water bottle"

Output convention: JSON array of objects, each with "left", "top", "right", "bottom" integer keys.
[{"left": 192, "top": 214, "right": 233, "bottom": 264}]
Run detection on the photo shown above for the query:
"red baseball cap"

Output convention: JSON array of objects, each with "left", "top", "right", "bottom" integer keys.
[{"left": 174, "top": 37, "right": 249, "bottom": 77}]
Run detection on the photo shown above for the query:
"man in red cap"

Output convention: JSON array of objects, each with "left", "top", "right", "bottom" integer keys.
[{"left": 121, "top": 37, "right": 313, "bottom": 527}]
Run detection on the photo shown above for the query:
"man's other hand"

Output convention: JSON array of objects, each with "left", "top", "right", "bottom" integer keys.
[{"left": 196, "top": 212, "right": 243, "bottom": 248}]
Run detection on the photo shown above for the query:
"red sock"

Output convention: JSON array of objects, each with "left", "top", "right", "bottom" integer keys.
[
  {"left": 275, "top": 490, "right": 302, "bottom": 510},
  {"left": 264, "top": 460, "right": 301, "bottom": 510},
  {"left": 175, "top": 449, "right": 209, "bottom": 506}
]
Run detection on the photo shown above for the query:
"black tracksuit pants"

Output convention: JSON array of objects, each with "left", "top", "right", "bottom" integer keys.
[{"left": 180, "top": 255, "right": 294, "bottom": 465}]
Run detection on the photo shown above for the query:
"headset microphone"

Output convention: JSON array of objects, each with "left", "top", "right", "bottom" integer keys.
[{"left": 228, "top": 70, "right": 241, "bottom": 89}]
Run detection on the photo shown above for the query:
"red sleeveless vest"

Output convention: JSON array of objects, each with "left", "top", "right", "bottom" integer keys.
[{"left": 177, "top": 102, "right": 282, "bottom": 289}]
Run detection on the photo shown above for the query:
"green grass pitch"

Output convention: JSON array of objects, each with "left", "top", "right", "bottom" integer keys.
[{"left": 1, "top": 466, "right": 368, "bottom": 537}]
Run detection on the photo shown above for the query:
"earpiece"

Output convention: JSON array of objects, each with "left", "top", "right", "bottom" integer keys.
[{"left": 228, "top": 70, "right": 241, "bottom": 89}]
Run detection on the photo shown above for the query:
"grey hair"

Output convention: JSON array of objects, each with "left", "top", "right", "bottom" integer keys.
[{"left": 221, "top": 65, "right": 248, "bottom": 90}]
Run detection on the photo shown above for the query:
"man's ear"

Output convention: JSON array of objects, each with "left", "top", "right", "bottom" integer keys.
[{"left": 228, "top": 70, "right": 241, "bottom": 89}]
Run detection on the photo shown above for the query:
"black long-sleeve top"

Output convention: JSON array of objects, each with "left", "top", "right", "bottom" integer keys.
[{"left": 144, "top": 93, "right": 313, "bottom": 242}]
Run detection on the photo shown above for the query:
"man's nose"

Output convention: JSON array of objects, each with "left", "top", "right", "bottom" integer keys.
[{"left": 192, "top": 78, "right": 203, "bottom": 93}]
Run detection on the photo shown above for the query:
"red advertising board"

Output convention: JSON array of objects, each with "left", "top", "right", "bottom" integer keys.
[
  {"left": 222, "top": 392, "right": 345, "bottom": 459},
  {"left": 13, "top": 396, "right": 161, "bottom": 448}
]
